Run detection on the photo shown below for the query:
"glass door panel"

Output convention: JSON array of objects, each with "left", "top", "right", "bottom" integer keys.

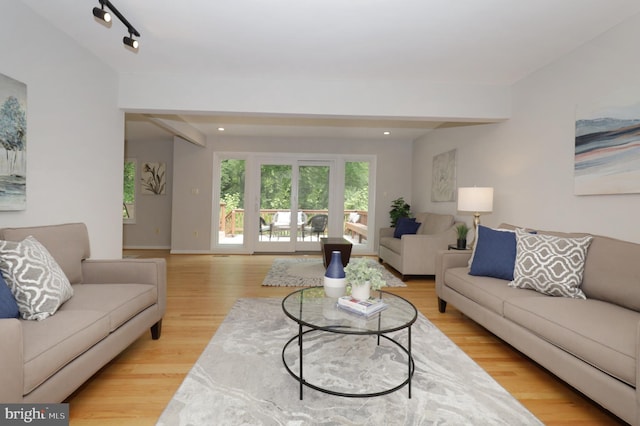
[
  {"left": 258, "top": 163, "right": 295, "bottom": 250},
  {"left": 297, "top": 163, "right": 330, "bottom": 248},
  {"left": 344, "top": 161, "right": 369, "bottom": 247},
  {"left": 218, "top": 158, "right": 246, "bottom": 246}
]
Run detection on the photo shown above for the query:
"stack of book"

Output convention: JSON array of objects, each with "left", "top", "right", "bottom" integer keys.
[{"left": 337, "top": 296, "right": 388, "bottom": 317}]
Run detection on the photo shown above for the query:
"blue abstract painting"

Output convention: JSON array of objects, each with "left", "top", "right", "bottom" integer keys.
[{"left": 575, "top": 102, "right": 640, "bottom": 195}]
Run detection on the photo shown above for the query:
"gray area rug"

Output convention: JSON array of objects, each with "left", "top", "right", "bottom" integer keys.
[
  {"left": 157, "top": 298, "right": 541, "bottom": 426},
  {"left": 262, "top": 257, "right": 406, "bottom": 287}
]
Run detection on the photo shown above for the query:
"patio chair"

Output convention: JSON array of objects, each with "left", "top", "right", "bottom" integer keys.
[
  {"left": 270, "top": 211, "right": 307, "bottom": 239},
  {"left": 259, "top": 217, "right": 270, "bottom": 239},
  {"left": 306, "top": 214, "right": 328, "bottom": 240}
]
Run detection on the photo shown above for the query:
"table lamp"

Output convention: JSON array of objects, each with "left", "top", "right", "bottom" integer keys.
[{"left": 457, "top": 187, "right": 494, "bottom": 248}]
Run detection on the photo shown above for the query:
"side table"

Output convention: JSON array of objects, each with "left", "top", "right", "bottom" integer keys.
[
  {"left": 448, "top": 244, "right": 471, "bottom": 251},
  {"left": 320, "top": 237, "right": 353, "bottom": 267}
]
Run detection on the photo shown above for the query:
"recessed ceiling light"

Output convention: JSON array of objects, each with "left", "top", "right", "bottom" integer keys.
[
  {"left": 218, "top": 127, "right": 225, "bottom": 132},
  {"left": 383, "top": 131, "right": 391, "bottom": 135}
]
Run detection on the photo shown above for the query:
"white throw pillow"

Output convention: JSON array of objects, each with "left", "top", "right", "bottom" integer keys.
[
  {"left": 0, "top": 236, "right": 74, "bottom": 320},
  {"left": 509, "top": 229, "right": 592, "bottom": 299}
]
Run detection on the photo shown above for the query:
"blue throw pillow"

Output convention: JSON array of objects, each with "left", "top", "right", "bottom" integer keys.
[
  {"left": 0, "top": 273, "right": 19, "bottom": 319},
  {"left": 394, "top": 217, "right": 421, "bottom": 238},
  {"left": 469, "top": 226, "right": 518, "bottom": 281}
]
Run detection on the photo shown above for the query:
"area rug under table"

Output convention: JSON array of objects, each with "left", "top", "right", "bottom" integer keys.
[
  {"left": 262, "top": 257, "right": 406, "bottom": 287},
  {"left": 157, "top": 298, "right": 541, "bottom": 426}
]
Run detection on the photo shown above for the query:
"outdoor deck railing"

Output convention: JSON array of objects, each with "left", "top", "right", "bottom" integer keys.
[{"left": 220, "top": 204, "right": 368, "bottom": 239}]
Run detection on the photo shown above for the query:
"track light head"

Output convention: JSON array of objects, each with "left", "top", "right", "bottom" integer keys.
[
  {"left": 92, "top": 7, "right": 111, "bottom": 23},
  {"left": 123, "top": 35, "right": 139, "bottom": 49}
]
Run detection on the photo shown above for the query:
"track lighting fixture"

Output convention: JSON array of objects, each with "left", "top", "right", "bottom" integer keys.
[
  {"left": 92, "top": 0, "right": 141, "bottom": 51},
  {"left": 92, "top": 6, "right": 111, "bottom": 23},
  {"left": 123, "top": 34, "right": 139, "bottom": 49}
]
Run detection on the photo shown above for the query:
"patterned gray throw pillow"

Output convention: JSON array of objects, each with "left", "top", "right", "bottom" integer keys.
[
  {"left": 509, "top": 229, "right": 593, "bottom": 299},
  {"left": 0, "top": 236, "right": 74, "bottom": 320}
]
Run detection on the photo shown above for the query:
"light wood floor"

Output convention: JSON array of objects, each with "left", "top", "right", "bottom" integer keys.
[{"left": 65, "top": 251, "right": 625, "bottom": 425}]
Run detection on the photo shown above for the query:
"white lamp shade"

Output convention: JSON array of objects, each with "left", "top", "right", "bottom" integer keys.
[{"left": 457, "top": 187, "right": 493, "bottom": 213}]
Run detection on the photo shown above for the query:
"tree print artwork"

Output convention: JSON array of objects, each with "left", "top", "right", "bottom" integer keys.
[{"left": 0, "top": 73, "right": 27, "bottom": 210}]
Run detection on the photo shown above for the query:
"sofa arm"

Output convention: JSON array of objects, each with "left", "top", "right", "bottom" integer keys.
[
  {"left": 394, "top": 226, "right": 456, "bottom": 274},
  {"left": 379, "top": 227, "right": 395, "bottom": 239},
  {"left": 0, "top": 318, "right": 24, "bottom": 402},
  {"left": 81, "top": 258, "right": 167, "bottom": 317},
  {"left": 435, "top": 249, "right": 473, "bottom": 299}
]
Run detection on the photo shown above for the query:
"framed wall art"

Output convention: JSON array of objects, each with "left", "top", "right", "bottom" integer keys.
[
  {"left": 431, "top": 149, "right": 457, "bottom": 202},
  {"left": 141, "top": 162, "right": 166, "bottom": 195},
  {"left": 575, "top": 100, "right": 640, "bottom": 195},
  {"left": 0, "top": 72, "right": 27, "bottom": 210}
]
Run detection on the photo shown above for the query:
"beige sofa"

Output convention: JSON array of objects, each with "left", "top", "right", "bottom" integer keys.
[
  {"left": 0, "top": 223, "right": 166, "bottom": 403},
  {"left": 436, "top": 224, "right": 640, "bottom": 425},
  {"left": 378, "top": 212, "right": 459, "bottom": 280}
]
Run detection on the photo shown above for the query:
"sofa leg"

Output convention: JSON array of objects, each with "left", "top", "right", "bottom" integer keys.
[
  {"left": 151, "top": 320, "right": 162, "bottom": 340},
  {"left": 438, "top": 298, "right": 447, "bottom": 313}
]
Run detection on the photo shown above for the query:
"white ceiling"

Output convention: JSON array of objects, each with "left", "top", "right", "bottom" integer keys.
[{"left": 20, "top": 0, "right": 640, "bottom": 141}]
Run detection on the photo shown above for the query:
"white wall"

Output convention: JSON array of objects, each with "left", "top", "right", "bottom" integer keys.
[
  {"left": 171, "top": 135, "right": 414, "bottom": 252},
  {"left": 120, "top": 75, "right": 510, "bottom": 123},
  {"left": 123, "top": 136, "right": 173, "bottom": 249},
  {"left": 413, "top": 13, "right": 640, "bottom": 243},
  {"left": 1, "top": 4, "right": 123, "bottom": 257},
  {"left": 171, "top": 136, "right": 214, "bottom": 252}
]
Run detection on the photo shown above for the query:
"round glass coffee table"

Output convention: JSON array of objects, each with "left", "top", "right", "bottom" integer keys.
[{"left": 281, "top": 287, "right": 417, "bottom": 400}]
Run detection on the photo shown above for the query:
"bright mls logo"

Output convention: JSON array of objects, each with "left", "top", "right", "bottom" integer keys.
[{"left": 1, "top": 404, "right": 68, "bottom": 425}]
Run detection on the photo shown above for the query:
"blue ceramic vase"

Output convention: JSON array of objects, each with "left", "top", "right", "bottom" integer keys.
[
  {"left": 324, "top": 251, "right": 346, "bottom": 298},
  {"left": 325, "top": 251, "right": 346, "bottom": 278}
]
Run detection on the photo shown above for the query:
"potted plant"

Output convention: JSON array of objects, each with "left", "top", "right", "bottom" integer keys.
[
  {"left": 345, "top": 258, "right": 386, "bottom": 300},
  {"left": 389, "top": 197, "right": 411, "bottom": 227},
  {"left": 455, "top": 223, "right": 469, "bottom": 249}
]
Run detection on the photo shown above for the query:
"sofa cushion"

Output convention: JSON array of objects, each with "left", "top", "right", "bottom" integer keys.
[
  {"left": 60, "top": 283, "right": 157, "bottom": 332},
  {"left": 0, "top": 223, "right": 90, "bottom": 284},
  {"left": 0, "top": 273, "right": 19, "bottom": 318},
  {"left": 393, "top": 217, "right": 421, "bottom": 238},
  {"left": 509, "top": 229, "right": 592, "bottom": 299},
  {"left": 504, "top": 296, "right": 639, "bottom": 386},
  {"left": 580, "top": 235, "right": 640, "bottom": 312},
  {"left": 444, "top": 267, "right": 546, "bottom": 315},
  {"left": 0, "top": 236, "right": 74, "bottom": 320},
  {"left": 414, "top": 213, "right": 454, "bottom": 235},
  {"left": 21, "top": 309, "right": 110, "bottom": 395},
  {"left": 469, "top": 226, "right": 518, "bottom": 280}
]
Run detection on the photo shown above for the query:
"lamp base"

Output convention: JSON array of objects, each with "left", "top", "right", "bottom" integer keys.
[{"left": 469, "top": 213, "right": 481, "bottom": 249}]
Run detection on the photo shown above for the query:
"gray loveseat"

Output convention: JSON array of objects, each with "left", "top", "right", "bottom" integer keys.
[
  {"left": 378, "top": 212, "right": 459, "bottom": 280},
  {"left": 436, "top": 224, "right": 640, "bottom": 424},
  {"left": 0, "top": 223, "right": 166, "bottom": 403}
]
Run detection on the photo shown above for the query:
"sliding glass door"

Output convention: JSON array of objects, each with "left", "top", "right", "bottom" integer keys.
[{"left": 213, "top": 153, "right": 375, "bottom": 254}]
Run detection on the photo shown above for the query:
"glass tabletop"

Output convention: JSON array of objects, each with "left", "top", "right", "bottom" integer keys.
[{"left": 282, "top": 287, "right": 417, "bottom": 334}]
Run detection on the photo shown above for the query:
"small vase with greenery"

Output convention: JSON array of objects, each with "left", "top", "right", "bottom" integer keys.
[
  {"left": 389, "top": 197, "right": 411, "bottom": 227},
  {"left": 345, "top": 259, "right": 386, "bottom": 300},
  {"left": 456, "top": 223, "right": 469, "bottom": 249}
]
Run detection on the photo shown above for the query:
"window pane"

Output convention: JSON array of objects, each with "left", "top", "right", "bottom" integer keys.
[
  {"left": 298, "top": 165, "right": 329, "bottom": 241},
  {"left": 260, "top": 164, "right": 292, "bottom": 242},
  {"left": 123, "top": 159, "right": 136, "bottom": 221}
]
